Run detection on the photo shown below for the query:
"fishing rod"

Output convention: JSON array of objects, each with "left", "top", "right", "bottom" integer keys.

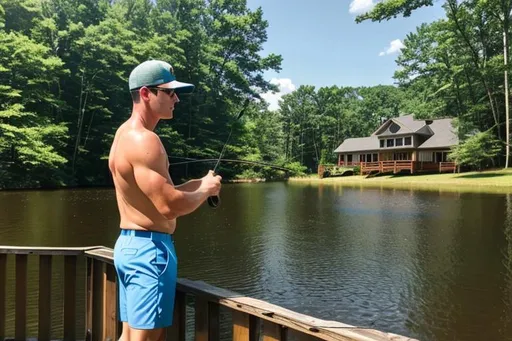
[
  {"left": 169, "top": 157, "right": 293, "bottom": 172},
  {"left": 207, "top": 98, "right": 251, "bottom": 209}
]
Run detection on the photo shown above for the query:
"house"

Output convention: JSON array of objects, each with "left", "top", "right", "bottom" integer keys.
[{"left": 333, "top": 114, "right": 459, "bottom": 174}]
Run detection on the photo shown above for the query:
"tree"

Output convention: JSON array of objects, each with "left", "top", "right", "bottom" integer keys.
[{"left": 448, "top": 130, "right": 502, "bottom": 169}]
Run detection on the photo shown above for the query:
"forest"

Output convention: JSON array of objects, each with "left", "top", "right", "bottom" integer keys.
[{"left": 0, "top": 0, "right": 509, "bottom": 189}]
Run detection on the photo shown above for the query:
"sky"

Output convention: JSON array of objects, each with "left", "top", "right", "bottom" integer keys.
[{"left": 245, "top": 0, "right": 447, "bottom": 110}]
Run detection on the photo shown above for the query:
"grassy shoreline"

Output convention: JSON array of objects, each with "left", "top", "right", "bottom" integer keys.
[{"left": 289, "top": 169, "right": 512, "bottom": 194}]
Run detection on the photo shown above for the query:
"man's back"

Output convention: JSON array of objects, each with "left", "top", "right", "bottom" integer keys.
[{"left": 108, "top": 120, "right": 176, "bottom": 234}]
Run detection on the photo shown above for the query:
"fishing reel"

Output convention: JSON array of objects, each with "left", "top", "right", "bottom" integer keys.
[{"left": 207, "top": 195, "right": 221, "bottom": 208}]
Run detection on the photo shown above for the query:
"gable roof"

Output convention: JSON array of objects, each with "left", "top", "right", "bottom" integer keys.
[
  {"left": 372, "top": 114, "right": 435, "bottom": 136},
  {"left": 417, "top": 118, "right": 458, "bottom": 149}
]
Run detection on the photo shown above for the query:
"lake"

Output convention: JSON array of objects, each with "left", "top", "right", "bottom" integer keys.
[{"left": 1, "top": 182, "right": 512, "bottom": 341}]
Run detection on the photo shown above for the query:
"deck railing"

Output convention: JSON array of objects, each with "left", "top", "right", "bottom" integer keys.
[{"left": 0, "top": 246, "right": 417, "bottom": 341}]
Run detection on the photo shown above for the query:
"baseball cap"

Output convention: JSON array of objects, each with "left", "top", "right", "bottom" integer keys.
[{"left": 128, "top": 60, "right": 195, "bottom": 94}]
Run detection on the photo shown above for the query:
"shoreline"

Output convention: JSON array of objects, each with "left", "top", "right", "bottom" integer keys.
[{"left": 288, "top": 169, "right": 512, "bottom": 194}]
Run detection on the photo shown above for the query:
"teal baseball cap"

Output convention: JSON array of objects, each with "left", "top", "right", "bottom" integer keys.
[{"left": 128, "top": 60, "right": 195, "bottom": 94}]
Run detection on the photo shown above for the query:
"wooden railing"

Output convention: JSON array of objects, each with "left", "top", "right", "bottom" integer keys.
[
  {"left": 0, "top": 246, "right": 418, "bottom": 341},
  {"left": 439, "top": 162, "right": 457, "bottom": 173},
  {"left": 360, "top": 161, "right": 414, "bottom": 175},
  {"left": 360, "top": 162, "right": 458, "bottom": 175}
]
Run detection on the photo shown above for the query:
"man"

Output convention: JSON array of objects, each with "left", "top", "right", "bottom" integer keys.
[{"left": 108, "top": 60, "right": 221, "bottom": 341}]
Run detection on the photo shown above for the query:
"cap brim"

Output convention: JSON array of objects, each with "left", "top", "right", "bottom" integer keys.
[{"left": 161, "top": 80, "right": 195, "bottom": 94}]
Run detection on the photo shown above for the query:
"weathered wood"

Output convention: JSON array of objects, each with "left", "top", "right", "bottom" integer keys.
[
  {"left": 0, "top": 245, "right": 418, "bottom": 341},
  {"left": 288, "top": 329, "right": 325, "bottom": 341},
  {"left": 177, "top": 279, "right": 417, "bottom": 341},
  {"left": 166, "top": 291, "right": 186, "bottom": 341},
  {"left": 38, "top": 255, "right": 52, "bottom": 341},
  {"left": 15, "top": 254, "right": 27, "bottom": 341},
  {"left": 0, "top": 245, "right": 102, "bottom": 255},
  {"left": 249, "top": 315, "right": 259, "bottom": 341},
  {"left": 208, "top": 302, "right": 220, "bottom": 341},
  {"left": 85, "top": 248, "right": 114, "bottom": 264},
  {"left": 195, "top": 297, "right": 209, "bottom": 341},
  {"left": 195, "top": 298, "right": 221, "bottom": 341},
  {"left": 86, "top": 257, "right": 93, "bottom": 341},
  {"left": 0, "top": 254, "right": 6, "bottom": 340},
  {"left": 103, "top": 263, "right": 118, "bottom": 341},
  {"left": 64, "top": 255, "right": 77, "bottom": 341},
  {"left": 92, "top": 259, "right": 104, "bottom": 341},
  {"left": 262, "top": 320, "right": 284, "bottom": 341},
  {"left": 232, "top": 311, "right": 250, "bottom": 341}
]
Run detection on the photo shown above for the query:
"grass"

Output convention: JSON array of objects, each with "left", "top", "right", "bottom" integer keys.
[{"left": 289, "top": 169, "right": 512, "bottom": 194}]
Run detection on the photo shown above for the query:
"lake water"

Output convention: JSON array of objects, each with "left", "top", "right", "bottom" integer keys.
[{"left": 1, "top": 182, "right": 512, "bottom": 341}]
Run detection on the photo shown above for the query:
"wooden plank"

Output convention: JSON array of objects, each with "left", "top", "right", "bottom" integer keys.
[
  {"left": 324, "top": 328, "right": 417, "bottom": 341},
  {"left": 38, "top": 255, "right": 52, "bottom": 341},
  {"left": 0, "top": 254, "right": 6, "bottom": 341},
  {"left": 232, "top": 311, "right": 250, "bottom": 341},
  {"left": 15, "top": 254, "right": 27, "bottom": 341},
  {"left": 208, "top": 302, "right": 220, "bottom": 341},
  {"left": 85, "top": 248, "right": 114, "bottom": 264},
  {"left": 195, "top": 297, "right": 209, "bottom": 341},
  {"left": 288, "top": 329, "right": 325, "bottom": 341},
  {"left": 85, "top": 257, "right": 93, "bottom": 341},
  {"left": 262, "top": 320, "right": 283, "bottom": 341},
  {"left": 166, "top": 291, "right": 186, "bottom": 341},
  {"left": 92, "top": 260, "right": 104, "bottom": 341},
  {"left": 64, "top": 255, "right": 77, "bottom": 341},
  {"left": 249, "top": 315, "right": 259, "bottom": 341},
  {"left": 177, "top": 279, "right": 417, "bottom": 341},
  {"left": 0, "top": 246, "right": 103, "bottom": 255},
  {"left": 103, "top": 263, "right": 117, "bottom": 341}
]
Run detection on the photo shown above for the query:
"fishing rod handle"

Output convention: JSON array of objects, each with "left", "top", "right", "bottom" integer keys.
[{"left": 208, "top": 195, "right": 220, "bottom": 208}]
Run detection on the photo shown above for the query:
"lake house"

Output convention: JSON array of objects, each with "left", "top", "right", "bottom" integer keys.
[{"left": 333, "top": 114, "right": 458, "bottom": 174}]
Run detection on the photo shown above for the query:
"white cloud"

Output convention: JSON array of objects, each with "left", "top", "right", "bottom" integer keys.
[
  {"left": 260, "top": 78, "right": 296, "bottom": 111},
  {"left": 349, "top": 0, "right": 376, "bottom": 15},
  {"left": 379, "top": 39, "right": 405, "bottom": 56}
]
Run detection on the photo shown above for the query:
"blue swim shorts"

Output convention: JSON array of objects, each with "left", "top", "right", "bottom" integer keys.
[{"left": 113, "top": 229, "right": 178, "bottom": 329}]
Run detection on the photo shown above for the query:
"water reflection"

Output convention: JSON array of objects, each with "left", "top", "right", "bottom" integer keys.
[{"left": 1, "top": 184, "right": 512, "bottom": 340}]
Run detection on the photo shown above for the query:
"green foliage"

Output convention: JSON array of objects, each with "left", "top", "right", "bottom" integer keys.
[
  {"left": 448, "top": 131, "right": 502, "bottom": 169},
  {"left": 4, "top": 0, "right": 511, "bottom": 188}
]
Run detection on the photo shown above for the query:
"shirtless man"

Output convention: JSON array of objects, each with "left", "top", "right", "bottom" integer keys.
[{"left": 108, "top": 60, "right": 221, "bottom": 341}]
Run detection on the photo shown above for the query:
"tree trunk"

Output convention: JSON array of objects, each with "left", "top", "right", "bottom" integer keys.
[{"left": 504, "top": 27, "right": 510, "bottom": 168}]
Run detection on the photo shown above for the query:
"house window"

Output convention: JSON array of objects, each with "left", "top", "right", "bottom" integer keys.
[
  {"left": 387, "top": 139, "right": 394, "bottom": 147},
  {"left": 396, "top": 138, "right": 403, "bottom": 146},
  {"left": 390, "top": 122, "right": 400, "bottom": 133},
  {"left": 404, "top": 136, "right": 412, "bottom": 145},
  {"left": 373, "top": 153, "right": 378, "bottom": 162},
  {"left": 380, "top": 139, "right": 385, "bottom": 148},
  {"left": 347, "top": 154, "right": 352, "bottom": 162}
]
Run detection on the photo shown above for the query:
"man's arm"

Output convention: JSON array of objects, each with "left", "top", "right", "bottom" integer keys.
[
  {"left": 174, "top": 179, "right": 202, "bottom": 192},
  {"left": 130, "top": 132, "right": 220, "bottom": 219}
]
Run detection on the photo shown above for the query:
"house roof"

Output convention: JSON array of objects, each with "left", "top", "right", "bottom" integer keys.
[
  {"left": 334, "top": 136, "right": 379, "bottom": 153},
  {"left": 372, "top": 114, "right": 431, "bottom": 136},
  {"left": 334, "top": 114, "right": 458, "bottom": 153},
  {"left": 416, "top": 118, "right": 458, "bottom": 149}
]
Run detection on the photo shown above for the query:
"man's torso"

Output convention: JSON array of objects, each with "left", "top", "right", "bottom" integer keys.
[{"left": 108, "top": 121, "right": 176, "bottom": 234}]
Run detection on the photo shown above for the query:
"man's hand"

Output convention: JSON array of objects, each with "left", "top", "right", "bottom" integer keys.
[{"left": 201, "top": 170, "right": 222, "bottom": 196}]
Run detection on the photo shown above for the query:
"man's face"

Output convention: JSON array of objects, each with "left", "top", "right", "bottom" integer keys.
[{"left": 146, "top": 86, "right": 180, "bottom": 119}]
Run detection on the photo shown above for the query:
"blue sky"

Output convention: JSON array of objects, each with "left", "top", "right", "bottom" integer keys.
[{"left": 246, "top": 0, "right": 446, "bottom": 110}]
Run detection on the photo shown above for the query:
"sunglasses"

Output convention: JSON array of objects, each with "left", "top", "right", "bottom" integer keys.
[{"left": 147, "top": 87, "right": 175, "bottom": 96}]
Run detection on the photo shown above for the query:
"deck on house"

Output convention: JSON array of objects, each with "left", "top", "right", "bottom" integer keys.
[
  {"left": 0, "top": 246, "right": 418, "bottom": 341},
  {"left": 331, "top": 161, "right": 457, "bottom": 175}
]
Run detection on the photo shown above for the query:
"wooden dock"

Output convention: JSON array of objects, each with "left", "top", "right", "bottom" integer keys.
[{"left": 0, "top": 245, "right": 418, "bottom": 341}]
